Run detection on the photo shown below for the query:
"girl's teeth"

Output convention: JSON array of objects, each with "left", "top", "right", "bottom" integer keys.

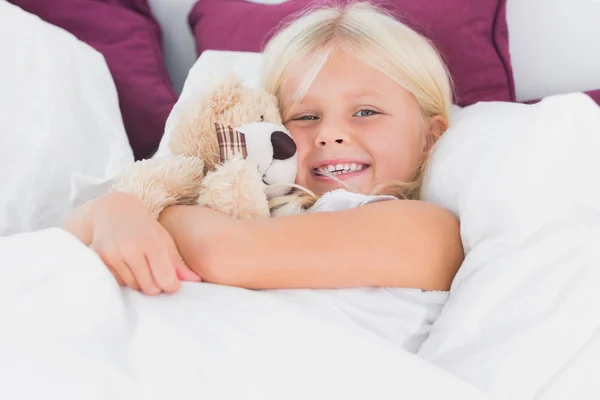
[{"left": 316, "top": 163, "right": 368, "bottom": 175}]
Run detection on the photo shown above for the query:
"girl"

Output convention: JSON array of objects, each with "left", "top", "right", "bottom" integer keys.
[{"left": 62, "top": 1, "right": 463, "bottom": 297}]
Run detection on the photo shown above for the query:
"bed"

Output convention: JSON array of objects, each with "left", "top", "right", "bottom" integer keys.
[{"left": 1, "top": 1, "right": 600, "bottom": 399}]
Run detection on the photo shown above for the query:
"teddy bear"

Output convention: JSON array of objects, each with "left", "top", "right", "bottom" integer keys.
[{"left": 110, "top": 73, "right": 298, "bottom": 220}]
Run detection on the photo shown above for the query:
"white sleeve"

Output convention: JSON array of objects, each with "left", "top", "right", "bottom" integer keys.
[{"left": 308, "top": 189, "right": 397, "bottom": 213}]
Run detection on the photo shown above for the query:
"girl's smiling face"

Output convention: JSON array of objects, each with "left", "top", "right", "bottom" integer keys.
[{"left": 280, "top": 49, "right": 431, "bottom": 196}]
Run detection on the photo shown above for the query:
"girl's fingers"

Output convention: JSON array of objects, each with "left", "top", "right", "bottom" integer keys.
[
  {"left": 106, "top": 263, "right": 126, "bottom": 286},
  {"left": 161, "top": 229, "right": 201, "bottom": 282},
  {"left": 175, "top": 260, "right": 202, "bottom": 282},
  {"left": 126, "top": 253, "right": 161, "bottom": 296},
  {"left": 113, "top": 259, "right": 139, "bottom": 291},
  {"left": 146, "top": 244, "right": 180, "bottom": 294},
  {"left": 93, "top": 245, "right": 130, "bottom": 287}
]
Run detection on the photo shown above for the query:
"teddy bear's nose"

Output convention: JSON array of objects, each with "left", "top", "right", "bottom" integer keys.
[{"left": 271, "top": 131, "right": 296, "bottom": 160}]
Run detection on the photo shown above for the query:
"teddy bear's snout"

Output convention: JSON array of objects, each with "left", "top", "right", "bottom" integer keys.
[{"left": 271, "top": 131, "right": 297, "bottom": 160}]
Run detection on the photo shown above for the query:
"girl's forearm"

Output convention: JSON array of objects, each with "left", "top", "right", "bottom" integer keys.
[{"left": 160, "top": 201, "right": 463, "bottom": 291}]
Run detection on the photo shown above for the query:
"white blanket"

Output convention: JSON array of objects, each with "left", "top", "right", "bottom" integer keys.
[{"left": 0, "top": 229, "right": 490, "bottom": 400}]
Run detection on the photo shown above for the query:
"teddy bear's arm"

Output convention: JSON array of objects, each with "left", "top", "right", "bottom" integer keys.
[
  {"left": 111, "top": 156, "right": 205, "bottom": 219},
  {"left": 197, "top": 156, "right": 270, "bottom": 220}
]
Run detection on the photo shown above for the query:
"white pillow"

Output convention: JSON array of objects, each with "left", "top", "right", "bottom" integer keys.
[
  {"left": 0, "top": 2, "right": 134, "bottom": 236},
  {"left": 419, "top": 93, "right": 600, "bottom": 399}
]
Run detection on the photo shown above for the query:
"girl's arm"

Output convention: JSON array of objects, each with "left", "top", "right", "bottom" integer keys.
[{"left": 159, "top": 200, "right": 463, "bottom": 291}]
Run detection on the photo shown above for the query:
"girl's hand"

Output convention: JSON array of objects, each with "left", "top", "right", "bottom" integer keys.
[{"left": 63, "top": 192, "right": 201, "bottom": 295}]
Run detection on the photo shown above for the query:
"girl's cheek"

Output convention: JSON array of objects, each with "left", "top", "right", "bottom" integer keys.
[{"left": 289, "top": 132, "right": 310, "bottom": 155}]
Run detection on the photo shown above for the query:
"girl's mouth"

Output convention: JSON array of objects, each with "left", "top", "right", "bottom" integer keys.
[{"left": 311, "top": 163, "right": 370, "bottom": 178}]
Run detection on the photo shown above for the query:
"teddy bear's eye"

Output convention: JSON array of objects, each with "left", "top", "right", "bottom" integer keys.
[{"left": 260, "top": 115, "right": 264, "bottom": 122}]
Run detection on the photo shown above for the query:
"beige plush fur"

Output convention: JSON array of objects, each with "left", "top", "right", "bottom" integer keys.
[
  {"left": 197, "top": 155, "right": 270, "bottom": 220},
  {"left": 111, "top": 74, "right": 283, "bottom": 220},
  {"left": 169, "top": 75, "right": 282, "bottom": 173},
  {"left": 112, "top": 155, "right": 205, "bottom": 219}
]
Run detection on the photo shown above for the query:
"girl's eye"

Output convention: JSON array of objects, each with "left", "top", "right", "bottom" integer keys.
[
  {"left": 354, "top": 109, "right": 377, "bottom": 117},
  {"left": 293, "top": 115, "right": 319, "bottom": 121}
]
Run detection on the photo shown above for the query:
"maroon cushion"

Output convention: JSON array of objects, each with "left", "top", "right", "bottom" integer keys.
[
  {"left": 189, "top": 0, "right": 515, "bottom": 107},
  {"left": 586, "top": 90, "right": 600, "bottom": 105},
  {"left": 9, "top": 0, "right": 178, "bottom": 160}
]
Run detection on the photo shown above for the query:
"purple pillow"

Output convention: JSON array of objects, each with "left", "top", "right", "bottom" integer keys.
[
  {"left": 9, "top": 0, "right": 178, "bottom": 160},
  {"left": 188, "top": 0, "right": 515, "bottom": 107},
  {"left": 587, "top": 90, "right": 600, "bottom": 105}
]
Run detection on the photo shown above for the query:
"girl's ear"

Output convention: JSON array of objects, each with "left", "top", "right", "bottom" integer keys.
[{"left": 422, "top": 115, "right": 448, "bottom": 154}]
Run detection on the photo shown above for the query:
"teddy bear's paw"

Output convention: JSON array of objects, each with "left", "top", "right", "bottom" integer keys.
[
  {"left": 160, "top": 155, "right": 206, "bottom": 204},
  {"left": 197, "top": 157, "right": 270, "bottom": 219},
  {"left": 112, "top": 155, "right": 205, "bottom": 218}
]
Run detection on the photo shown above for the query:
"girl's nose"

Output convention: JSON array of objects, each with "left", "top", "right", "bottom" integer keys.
[
  {"left": 317, "top": 137, "right": 344, "bottom": 147},
  {"left": 314, "top": 122, "right": 350, "bottom": 147}
]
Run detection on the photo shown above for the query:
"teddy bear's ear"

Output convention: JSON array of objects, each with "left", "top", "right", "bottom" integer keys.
[{"left": 209, "top": 73, "right": 245, "bottom": 115}]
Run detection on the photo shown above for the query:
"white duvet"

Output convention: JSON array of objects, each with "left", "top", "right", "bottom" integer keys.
[{"left": 0, "top": 229, "right": 489, "bottom": 400}]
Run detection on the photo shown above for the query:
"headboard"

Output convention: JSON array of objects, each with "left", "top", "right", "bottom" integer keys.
[{"left": 148, "top": 0, "right": 600, "bottom": 102}]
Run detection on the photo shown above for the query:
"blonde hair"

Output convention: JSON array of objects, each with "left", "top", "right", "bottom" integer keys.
[{"left": 261, "top": 1, "right": 453, "bottom": 212}]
